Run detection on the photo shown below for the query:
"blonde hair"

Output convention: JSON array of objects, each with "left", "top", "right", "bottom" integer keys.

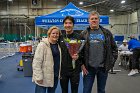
[
  {"left": 47, "top": 26, "right": 61, "bottom": 37},
  {"left": 89, "top": 11, "right": 100, "bottom": 19}
]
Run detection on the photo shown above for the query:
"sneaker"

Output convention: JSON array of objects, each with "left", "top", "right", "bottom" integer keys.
[
  {"left": 135, "top": 69, "right": 139, "bottom": 74},
  {"left": 119, "top": 62, "right": 121, "bottom": 66},
  {"left": 128, "top": 70, "right": 137, "bottom": 76}
]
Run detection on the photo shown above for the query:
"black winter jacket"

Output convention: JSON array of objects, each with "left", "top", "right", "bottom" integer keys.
[
  {"left": 58, "top": 31, "right": 83, "bottom": 76},
  {"left": 80, "top": 26, "right": 118, "bottom": 71}
]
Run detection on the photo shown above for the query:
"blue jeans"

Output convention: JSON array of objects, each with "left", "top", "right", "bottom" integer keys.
[
  {"left": 83, "top": 67, "right": 108, "bottom": 93},
  {"left": 35, "top": 77, "right": 58, "bottom": 93}
]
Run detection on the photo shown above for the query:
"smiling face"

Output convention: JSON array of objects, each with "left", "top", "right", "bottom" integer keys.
[
  {"left": 89, "top": 13, "right": 100, "bottom": 29},
  {"left": 63, "top": 19, "right": 74, "bottom": 34},
  {"left": 49, "top": 28, "right": 60, "bottom": 43}
]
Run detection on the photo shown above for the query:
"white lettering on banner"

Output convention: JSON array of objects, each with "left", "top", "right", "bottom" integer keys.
[
  {"left": 60, "top": 9, "right": 83, "bottom": 16},
  {"left": 42, "top": 19, "right": 64, "bottom": 23},
  {"left": 42, "top": 19, "right": 88, "bottom": 23},
  {"left": 76, "top": 19, "right": 88, "bottom": 22}
]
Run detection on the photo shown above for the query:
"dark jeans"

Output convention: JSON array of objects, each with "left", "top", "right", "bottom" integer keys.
[
  {"left": 35, "top": 77, "right": 58, "bottom": 93},
  {"left": 83, "top": 67, "right": 108, "bottom": 93},
  {"left": 131, "top": 49, "right": 140, "bottom": 69},
  {"left": 60, "top": 72, "right": 80, "bottom": 93}
]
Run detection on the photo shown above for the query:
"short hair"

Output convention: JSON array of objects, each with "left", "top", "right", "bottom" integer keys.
[
  {"left": 128, "top": 34, "right": 136, "bottom": 39},
  {"left": 63, "top": 16, "right": 75, "bottom": 25},
  {"left": 47, "top": 26, "right": 61, "bottom": 37},
  {"left": 89, "top": 11, "right": 100, "bottom": 19}
]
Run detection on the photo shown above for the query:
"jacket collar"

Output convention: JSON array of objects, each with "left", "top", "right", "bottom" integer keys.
[
  {"left": 41, "top": 38, "right": 50, "bottom": 46},
  {"left": 86, "top": 25, "right": 104, "bottom": 31}
]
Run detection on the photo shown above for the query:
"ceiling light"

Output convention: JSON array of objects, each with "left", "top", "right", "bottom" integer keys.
[
  {"left": 121, "top": 0, "right": 126, "bottom": 4},
  {"left": 79, "top": 2, "right": 83, "bottom": 5},
  {"left": 8, "top": 0, "right": 13, "bottom": 1},
  {"left": 110, "top": 9, "right": 114, "bottom": 12}
]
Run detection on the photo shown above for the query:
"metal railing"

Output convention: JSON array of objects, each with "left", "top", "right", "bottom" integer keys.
[{"left": 0, "top": 42, "right": 19, "bottom": 59}]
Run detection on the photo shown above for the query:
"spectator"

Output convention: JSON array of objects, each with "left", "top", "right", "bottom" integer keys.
[
  {"left": 118, "top": 39, "right": 129, "bottom": 51},
  {"left": 118, "top": 39, "right": 129, "bottom": 66},
  {"left": 128, "top": 35, "right": 140, "bottom": 76}
]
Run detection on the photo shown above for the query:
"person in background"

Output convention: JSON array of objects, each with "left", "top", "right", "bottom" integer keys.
[
  {"left": 58, "top": 16, "right": 82, "bottom": 93},
  {"left": 128, "top": 35, "right": 140, "bottom": 76},
  {"left": 81, "top": 11, "right": 118, "bottom": 93},
  {"left": 118, "top": 39, "right": 129, "bottom": 66},
  {"left": 32, "top": 26, "right": 62, "bottom": 93},
  {"left": 118, "top": 39, "right": 129, "bottom": 51}
]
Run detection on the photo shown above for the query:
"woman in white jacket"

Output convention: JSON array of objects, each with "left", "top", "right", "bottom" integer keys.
[{"left": 32, "top": 26, "right": 62, "bottom": 93}]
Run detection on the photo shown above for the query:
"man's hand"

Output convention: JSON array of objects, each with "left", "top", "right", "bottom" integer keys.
[
  {"left": 72, "top": 53, "right": 79, "bottom": 60},
  {"left": 81, "top": 64, "right": 88, "bottom": 76}
]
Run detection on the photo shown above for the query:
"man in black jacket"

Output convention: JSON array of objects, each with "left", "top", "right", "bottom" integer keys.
[
  {"left": 81, "top": 11, "right": 118, "bottom": 93},
  {"left": 59, "top": 16, "right": 82, "bottom": 93}
]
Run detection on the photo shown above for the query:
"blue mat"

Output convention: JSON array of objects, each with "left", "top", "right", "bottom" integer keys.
[{"left": 0, "top": 54, "right": 83, "bottom": 93}]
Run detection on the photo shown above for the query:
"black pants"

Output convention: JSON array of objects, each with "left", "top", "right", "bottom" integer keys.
[
  {"left": 131, "top": 49, "right": 140, "bottom": 69},
  {"left": 60, "top": 72, "right": 80, "bottom": 93}
]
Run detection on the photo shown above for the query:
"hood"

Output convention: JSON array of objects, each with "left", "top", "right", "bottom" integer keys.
[{"left": 41, "top": 38, "right": 50, "bottom": 46}]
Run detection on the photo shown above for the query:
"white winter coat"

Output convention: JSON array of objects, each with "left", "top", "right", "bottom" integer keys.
[{"left": 32, "top": 38, "right": 61, "bottom": 87}]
